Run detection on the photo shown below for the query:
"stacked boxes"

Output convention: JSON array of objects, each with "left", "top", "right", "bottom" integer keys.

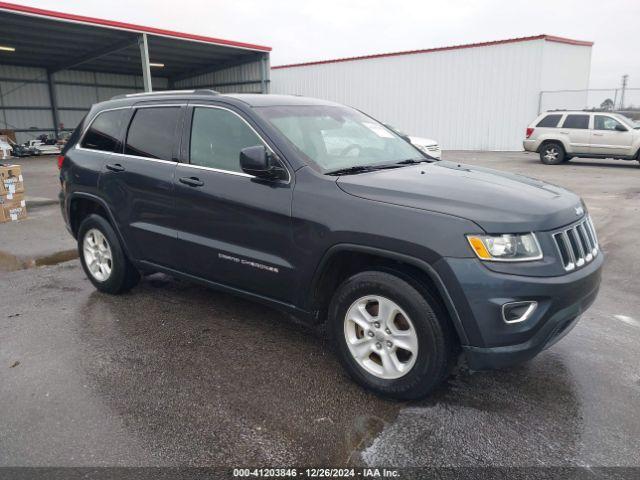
[{"left": 0, "top": 164, "right": 27, "bottom": 223}]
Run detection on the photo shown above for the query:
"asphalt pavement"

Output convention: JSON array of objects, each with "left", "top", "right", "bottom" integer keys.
[{"left": 1, "top": 151, "right": 639, "bottom": 468}]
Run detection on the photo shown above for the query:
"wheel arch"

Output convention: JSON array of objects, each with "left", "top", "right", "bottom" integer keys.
[
  {"left": 537, "top": 138, "right": 569, "bottom": 154},
  {"left": 308, "top": 244, "right": 469, "bottom": 345},
  {"left": 67, "top": 192, "right": 133, "bottom": 260}
]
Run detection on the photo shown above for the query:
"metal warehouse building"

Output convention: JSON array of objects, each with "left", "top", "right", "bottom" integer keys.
[
  {"left": 271, "top": 35, "right": 593, "bottom": 151},
  {"left": 0, "top": 2, "right": 271, "bottom": 143}
]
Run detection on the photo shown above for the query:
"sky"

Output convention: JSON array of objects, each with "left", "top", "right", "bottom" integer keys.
[{"left": 13, "top": 0, "right": 640, "bottom": 89}]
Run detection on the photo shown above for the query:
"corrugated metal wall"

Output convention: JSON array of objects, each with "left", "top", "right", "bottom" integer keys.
[
  {"left": 0, "top": 56, "right": 267, "bottom": 144},
  {"left": 175, "top": 57, "right": 267, "bottom": 93},
  {"left": 0, "top": 65, "right": 168, "bottom": 143},
  {"left": 271, "top": 40, "right": 592, "bottom": 151}
]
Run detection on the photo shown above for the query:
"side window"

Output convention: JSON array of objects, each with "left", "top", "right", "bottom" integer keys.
[
  {"left": 536, "top": 114, "right": 562, "bottom": 128},
  {"left": 81, "top": 109, "right": 128, "bottom": 152},
  {"left": 190, "top": 107, "right": 264, "bottom": 173},
  {"left": 125, "top": 107, "right": 180, "bottom": 160},
  {"left": 594, "top": 115, "right": 625, "bottom": 131},
  {"left": 562, "top": 114, "right": 589, "bottom": 129}
]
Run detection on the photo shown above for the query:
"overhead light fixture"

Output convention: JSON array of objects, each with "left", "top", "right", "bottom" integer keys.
[
  {"left": 149, "top": 62, "right": 164, "bottom": 68},
  {"left": 0, "top": 45, "right": 15, "bottom": 52}
]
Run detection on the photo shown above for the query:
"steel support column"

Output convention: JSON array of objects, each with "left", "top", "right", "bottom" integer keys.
[
  {"left": 138, "top": 33, "right": 153, "bottom": 92},
  {"left": 46, "top": 70, "right": 60, "bottom": 138},
  {"left": 260, "top": 53, "right": 269, "bottom": 94}
]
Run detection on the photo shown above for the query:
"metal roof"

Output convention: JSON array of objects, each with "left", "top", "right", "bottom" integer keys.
[
  {"left": 272, "top": 34, "right": 593, "bottom": 70},
  {"left": 0, "top": 1, "right": 271, "bottom": 78}
]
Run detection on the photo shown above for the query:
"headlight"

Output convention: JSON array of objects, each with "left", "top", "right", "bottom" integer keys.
[{"left": 466, "top": 233, "right": 542, "bottom": 261}]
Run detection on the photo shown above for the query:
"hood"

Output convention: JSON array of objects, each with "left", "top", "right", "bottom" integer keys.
[
  {"left": 408, "top": 136, "right": 437, "bottom": 147},
  {"left": 336, "top": 160, "right": 583, "bottom": 233}
]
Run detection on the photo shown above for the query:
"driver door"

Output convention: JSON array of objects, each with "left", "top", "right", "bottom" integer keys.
[
  {"left": 173, "top": 104, "right": 297, "bottom": 303},
  {"left": 590, "top": 115, "right": 634, "bottom": 156}
]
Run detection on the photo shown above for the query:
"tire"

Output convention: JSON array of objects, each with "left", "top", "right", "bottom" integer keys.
[
  {"left": 329, "top": 271, "right": 455, "bottom": 400},
  {"left": 539, "top": 142, "right": 565, "bottom": 165},
  {"left": 77, "top": 214, "right": 140, "bottom": 294}
]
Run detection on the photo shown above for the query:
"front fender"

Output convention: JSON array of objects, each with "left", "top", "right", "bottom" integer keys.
[{"left": 308, "top": 243, "right": 470, "bottom": 345}]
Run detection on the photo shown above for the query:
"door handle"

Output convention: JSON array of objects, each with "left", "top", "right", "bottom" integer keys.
[
  {"left": 593, "top": 133, "right": 604, "bottom": 136},
  {"left": 105, "top": 163, "right": 125, "bottom": 172},
  {"left": 559, "top": 131, "right": 569, "bottom": 134},
  {"left": 179, "top": 176, "right": 204, "bottom": 187}
]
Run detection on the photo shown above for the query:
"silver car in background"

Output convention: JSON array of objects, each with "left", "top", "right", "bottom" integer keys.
[{"left": 524, "top": 110, "right": 640, "bottom": 165}]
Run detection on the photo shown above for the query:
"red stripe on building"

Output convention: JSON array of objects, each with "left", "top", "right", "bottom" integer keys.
[
  {"left": 272, "top": 34, "right": 592, "bottom": 70},
  {"left": 0, "top": 1, "right": 271, "bottom": 52}
]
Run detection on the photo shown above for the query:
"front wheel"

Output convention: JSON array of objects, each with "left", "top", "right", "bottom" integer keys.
[
  {"left": 539, "top": 143, "right": 565, "bottom": 165},
  {"left": 329, "top": 271, "right": 455, "bottom": 400}
]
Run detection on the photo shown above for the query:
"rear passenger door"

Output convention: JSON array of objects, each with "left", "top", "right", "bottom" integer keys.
[
  {"left": 173, "top": 103, "right": 296, "bottom": 303},
  {"left": 559, "top": 114, "right": 591, "bottom": 154},
  {"left": 97, "top": 103, "right": 184, "bottom": 269},
  {"left": 591, "top": 115, "right": 633, "bottom": 156}
]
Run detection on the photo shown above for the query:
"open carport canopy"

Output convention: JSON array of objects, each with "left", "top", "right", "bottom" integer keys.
[{"left": 0, "top": 2, "right": 271, "bottom": 83}]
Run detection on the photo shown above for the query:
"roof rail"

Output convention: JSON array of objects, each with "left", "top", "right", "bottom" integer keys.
[
  {"left": 545, "top": 109, "right": 618, "bottom": 113},
  {"left": 111, "top": 89, "right": 220, "bottom": 100}
]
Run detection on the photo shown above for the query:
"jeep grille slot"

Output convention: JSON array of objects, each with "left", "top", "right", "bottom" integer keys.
[{"left": 552, "top": 216, "right": 599, "bottom": 272}]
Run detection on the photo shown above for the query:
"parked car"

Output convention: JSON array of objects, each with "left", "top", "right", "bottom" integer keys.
[
  {"left": 384, "top": 124, "right": 441, "bottom": 159},
  {"left": 26, "top": 139, "right": 61, "bottom": 155},
  {"left": 407, "top": 136, "right": 442, "bottom": 160},
  {"left": 524, "top": 110, "right": 640, "bottom": 165},
  {"left": 59, "top": 91, "right": 603, "bottom": 399}
]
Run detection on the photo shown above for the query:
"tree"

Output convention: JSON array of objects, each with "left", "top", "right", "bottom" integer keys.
[{"left": 600, "top": 98, "right": 614, "bottom": 111}]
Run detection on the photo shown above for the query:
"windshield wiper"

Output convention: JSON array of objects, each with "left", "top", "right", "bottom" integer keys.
[
  {"left": 395, "top": 158, "right": 431, "bottom": 165},
  {"left": 326, "top": 165, "right": 378, "bottom": 176}
]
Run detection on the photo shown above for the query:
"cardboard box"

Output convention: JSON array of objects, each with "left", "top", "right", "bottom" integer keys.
[
  {"left": 0, "top": 130, "right": 16, "bottom": 143},
  {"left": 0, "top": 164, "right": 24, "bottom": 197},
  {"left": 0, "top": 192, "right": 27, "bottom": 223}
]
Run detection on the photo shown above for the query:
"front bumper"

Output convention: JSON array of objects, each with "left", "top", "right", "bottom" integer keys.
[{"left": 435, "top": 253, "right": 603, "bottom": 370}]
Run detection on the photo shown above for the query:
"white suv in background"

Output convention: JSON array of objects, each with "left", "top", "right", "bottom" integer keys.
[{"left": 523, "top": 111, "right": 640, "bottom": 165}]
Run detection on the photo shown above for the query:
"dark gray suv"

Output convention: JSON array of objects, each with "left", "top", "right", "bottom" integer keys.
[{"left": 59, "top": 90, "right": 603, "bottom": 399}]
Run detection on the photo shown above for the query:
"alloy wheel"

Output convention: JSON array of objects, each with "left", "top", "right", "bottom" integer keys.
[
  {"left": 544, "top": 146, "right": 559, "bottom": 162},
  {"left": 82, "top": 228, "right": 113, "bottom": 282},
  {"left": 343, "top": 295, "right": 418, "bottom": 379}
]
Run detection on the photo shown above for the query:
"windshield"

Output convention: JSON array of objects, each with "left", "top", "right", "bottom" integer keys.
[{"left": 256, "top": 105, "right": 425, "bottom": 172}]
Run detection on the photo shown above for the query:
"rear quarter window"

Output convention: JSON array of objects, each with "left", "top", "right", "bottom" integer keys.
[
  {"left": 80, "top": 109, "right": 128, "bottom": 152},
  {"left": 62, "top": 114, "right": 87, "bottom": 154},
  {"left": 536, "top": 114, "right": 562, "bottom": 128},
  {"left": 562, "top": 114, "right": 590, "bottom": 129}
]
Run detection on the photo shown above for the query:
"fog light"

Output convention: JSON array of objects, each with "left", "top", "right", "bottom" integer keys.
[{"left": 502, "top": 301, "right": 537, "bottom": 324}]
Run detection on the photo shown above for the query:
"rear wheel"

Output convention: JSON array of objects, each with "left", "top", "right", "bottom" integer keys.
[
  {"left": 78, "top": 214, "right": 140, "bottom": 294},
  {"left": 329, "top": 271, "right": 454, "bottom": 400},
  {"left": 540, "top": 142, "right": 565, "bottom": 165}
]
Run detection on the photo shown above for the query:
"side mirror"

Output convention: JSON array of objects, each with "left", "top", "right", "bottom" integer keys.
[
  {"left": 240, "top": 145, "right": 287, "bottom": 180},
  {"left": 615, "top": 124, "right": 627, "bottom": 132}
]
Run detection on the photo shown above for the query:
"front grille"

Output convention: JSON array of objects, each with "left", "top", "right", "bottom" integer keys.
[
  {"left": 552, "top": 216, "right": 599, "bottom": 271},
  {"left": 426, "top": 145, "right": 440, "bottom": 152}
]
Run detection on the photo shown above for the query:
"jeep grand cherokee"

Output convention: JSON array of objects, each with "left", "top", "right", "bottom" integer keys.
[{"left": 59, "top": 91, "right": 603, "bottom": 399}]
